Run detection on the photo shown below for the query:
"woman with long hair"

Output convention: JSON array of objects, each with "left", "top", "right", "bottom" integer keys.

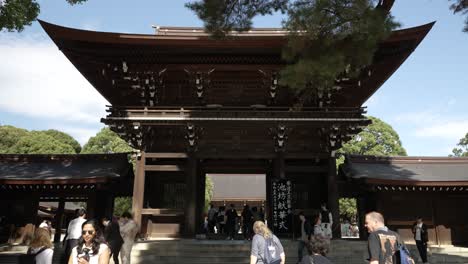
[
  {"left": 27, "top": 228, "right": 54, "bottom": 264},
  {"left": 250, "top": 221, "right": 285, "bottom": 264},
  {"left": 68, "top": 219, "right": 110, "bottom": 264}
]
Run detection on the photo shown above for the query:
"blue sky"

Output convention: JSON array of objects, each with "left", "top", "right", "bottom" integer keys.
[{"left": 0, "top": 0, "right": 467, "bottom": 156}]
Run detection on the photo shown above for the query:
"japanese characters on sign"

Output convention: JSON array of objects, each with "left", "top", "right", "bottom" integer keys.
[{"left": 272, "top": 179, "right": 292, "bottom": 232}]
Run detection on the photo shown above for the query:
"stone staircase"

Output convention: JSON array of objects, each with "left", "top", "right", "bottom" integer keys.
[
  {"left": 129, "top": 239, "right": 468, "bottom": 264},
  {"left": 2, "top": 239, "right": 468, "bottom": 263},
  {"left": 130, "top": 239, "right": 368, "bottom": 264}
]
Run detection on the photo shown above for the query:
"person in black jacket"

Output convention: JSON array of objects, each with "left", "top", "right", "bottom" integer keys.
[
  {"left": 297, "top": 212, "right": 312, "bottom": 264},
  {"left": 102, "top": 216, "right": 124, "bottom": 264},
  {"left": 412, "top": 217, "right": 429, "bottom": 263},
  {"left": 225, "top": 204, "right": 238, "bottom": 240}
]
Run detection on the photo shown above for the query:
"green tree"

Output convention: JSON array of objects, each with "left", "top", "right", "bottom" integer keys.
[
  {"left": 337, "top": 116, "right": 407, "bottom": 163},
  {"left": 82, "top": 127, "right": 135, "bottom": 216},
  {"left": 81, "top": 127, "right": 133, "bottom": 154},
  {"left": 41, "top": 129, "right": 81, "bottom": 153},
  {"left": 450, "top": 0, "right": 468, "bottom": 32},
  {"left": 336, "top": 116, "right": 406, "bottom": 221},
  {"left": 9, "top": 131, "right": 76, "bottom": 154},
  {"left": 0, "top": 0, "right": 86, "bottom": 32},
  {"left": 451, "top": 132, "right": 468, "bottom": 157},
  {"left": 205, "top": 175, "right": 214, "bottom": 212},
  {"left": 0, "top": 125, "right": 29, "bottom": 153},
  {"left": 339, "top": 197, "right": 357, "bottom": 221},
  {"left": 114, "top": 196, "right": 132, "bottom": 217}
]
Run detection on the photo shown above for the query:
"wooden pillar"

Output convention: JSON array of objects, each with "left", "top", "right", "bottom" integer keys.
[
  {"left": 132, "top": 151, "right": 146, "bottom": 228},
  {"left": 274, "top": 152, "right": 285, "bottom": 179},
  {"left": 95, "top": 191, "right": 114, "bottom": 221},
  {"left": 196, "top": 166, "right": 206, "bottom": 234},
  {"left": 328, "top": 157, "right": 340, "bottom": 238},
  {"left": 357, "top": 197, "right": 368, "bottom": 240},
  {"left": 184, "top": 154, "right": 197, "bottom": 236},
  {"left": 86, "top": 194, "right": 97, "bottom": 219},
  {"left": 53, "top": 198, "right": 65, "bottom": 243},
  {"left": 266, "top": 162, "right": 274, "bottom": 230}
]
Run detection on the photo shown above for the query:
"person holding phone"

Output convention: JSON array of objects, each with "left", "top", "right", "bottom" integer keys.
[{"left": 68, "top": 219, "right": 110, "bottom": 264}]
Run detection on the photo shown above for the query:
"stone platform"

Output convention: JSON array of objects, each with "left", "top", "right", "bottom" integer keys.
[{"left": 2, "top": 239, "right": 468, "bottom": 263}]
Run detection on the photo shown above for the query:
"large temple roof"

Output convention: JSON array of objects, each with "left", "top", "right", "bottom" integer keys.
[
  {"left": 341, "top": 155, "right": 468, "bottom": 187},
  {"left": 39, "top": 20, "right": 434, "bottom": 108},
  {"left": 0, "top": 153, "right": 133, "bottom": 184}
]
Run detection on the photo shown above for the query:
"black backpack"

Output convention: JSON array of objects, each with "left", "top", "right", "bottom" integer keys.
[{"left": 19, "top": 247, "right": 48, "bottom": 264}]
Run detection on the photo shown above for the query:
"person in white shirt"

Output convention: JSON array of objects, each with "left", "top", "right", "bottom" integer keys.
[
  {"left": 65, "top": 209, "right": 87, "bottom": 261},
  {"left": 119, "top": 212, "right": 139, "bottom": 264},
  {"left": 27, "top": 228, "right": 54, "bottom": 264},
  {"left": 69, "top": 219, "right": 110, "bottom": 264},
  {"left": 319, "top": 203, "right": 333, "bottom": 239}
]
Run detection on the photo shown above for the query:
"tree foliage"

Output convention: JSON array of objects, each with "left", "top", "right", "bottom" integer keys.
[
  {"left": 0, "top": 125, "right": 29, "bottom": 153},
  {"left": 81, "top": 127, "right": 135, "bottom": 216},
  {"left": 450, "top": 0, "right": 468, "bottom": 32},
  {"left": 339, "top": 197, "right": 357, "bottom": 221},
  {"left": 9, "top": 131, "right": 76, "bottom": 154},
  {"left": 0, "top": 125, "right": 81, "bottom": 154},
  {"left": 81, "top": 127, "right": 133, "bottom": 154},
  {"left": 114, "top": 196, "right": 132, "bottom": 217},
  {"left": 0, "top": 0, "right": 39, "bottom": 32},
  {"left": 0, "top": 0, "right": 86, "bottom": 32},
  {"left": 281, "top": 0, "right": 399, "bottom": 100},
  {"left": 205, "top": 175, "right": 214, "bottom": 212},
  {"left": 451, "top": 132, "right": 468, "bottom": 157},
  {"left": 187, "top": 0, "right": 399, "bottom": 102},
  {"left": 338, "top": 116, "right": 407, "bottom": 161},
  {"left": 186, "top": 0, "right": 288, "bottom": 38},
  {"left": 41, "top": 129, "right": 81, "bottom": 153},
  {"left": 336, "top": 116, "right": 405, "bottom": 222}
]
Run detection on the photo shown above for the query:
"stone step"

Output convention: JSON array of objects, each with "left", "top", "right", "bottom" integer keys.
[{"left": 127, "top": 239, "right": 468, "bottom": 264}]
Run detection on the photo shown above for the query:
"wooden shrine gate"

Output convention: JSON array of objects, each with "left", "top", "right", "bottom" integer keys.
[{"left": 39, "top": 20, "right": 433, "bottom": 237}]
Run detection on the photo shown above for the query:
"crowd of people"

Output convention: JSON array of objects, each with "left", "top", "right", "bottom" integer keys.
[
  {"left": 22, "top": 209, "right": 139, "bottom": 264},
  {"left": 16, "top": 207, "right": 430, "bottom": 264},
  {"left": 206, "top": 203, "right": 265, "bottom": 240}
]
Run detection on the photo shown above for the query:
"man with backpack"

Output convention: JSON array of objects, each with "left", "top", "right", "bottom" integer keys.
[{"left": 365, "top": 211, "right": 415, "bottom": 264}]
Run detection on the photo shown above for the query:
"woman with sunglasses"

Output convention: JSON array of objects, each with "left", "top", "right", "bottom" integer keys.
[{"left": 68, "top": 219, "right": 110, "bottom": 264}]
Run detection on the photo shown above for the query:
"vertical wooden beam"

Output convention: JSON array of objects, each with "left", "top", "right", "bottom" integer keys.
[
  {"left": 328, "top": 157, "right": 340, "bottom": 238},
  {"left": 184, "top": 154, "right": 197, "bottom": 236},
  {"left": 274, "top": 152, "right": 285, "bottom": 179},
  {"left": 132, "top": 151, "right": 146, "bottom": 229},
  {"left": 357, "top": 197, "right": 368, "bottom": 240},
  {"left": 86, "top": 193, "right": 97, "bottom": 219},
  {"left": 94, "top": 191, "right": 114, "bottom": 221},
  {"left": 196, "top": 166, "right": 206, "bottom": 234},
  {"left": 53, "top": 198, "right": 65, "bottom": 243},
  {"left": 266, "top": 160, "right": 277, "bottom": 230}
]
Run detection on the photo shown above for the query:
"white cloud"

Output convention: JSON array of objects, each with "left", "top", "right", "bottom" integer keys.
[
  {"left": 393, "top": 111, "right": 442, "bottom": 124},
  {"left": 0, "top": 34, "right": 109, "bottom": 124},
  {"left": 415, "top": 120, "right": 468, "bottom": 140}
]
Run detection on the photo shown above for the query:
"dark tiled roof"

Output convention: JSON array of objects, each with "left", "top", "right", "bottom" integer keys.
[
  {"left": 341, "top": 155, "right": 468, "bottom": 184},
  {"left": 0, "top": 153, "right": 133, "bottom": 182}
]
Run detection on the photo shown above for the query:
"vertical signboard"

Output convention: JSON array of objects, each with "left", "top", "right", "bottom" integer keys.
[{"left": 272, "top": 179, "right": 292, "bottom": 233}]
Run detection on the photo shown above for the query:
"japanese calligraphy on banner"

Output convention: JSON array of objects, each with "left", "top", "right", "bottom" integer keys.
[{"left": 272, "top": 179, "right": 292, "bottom": 233}]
